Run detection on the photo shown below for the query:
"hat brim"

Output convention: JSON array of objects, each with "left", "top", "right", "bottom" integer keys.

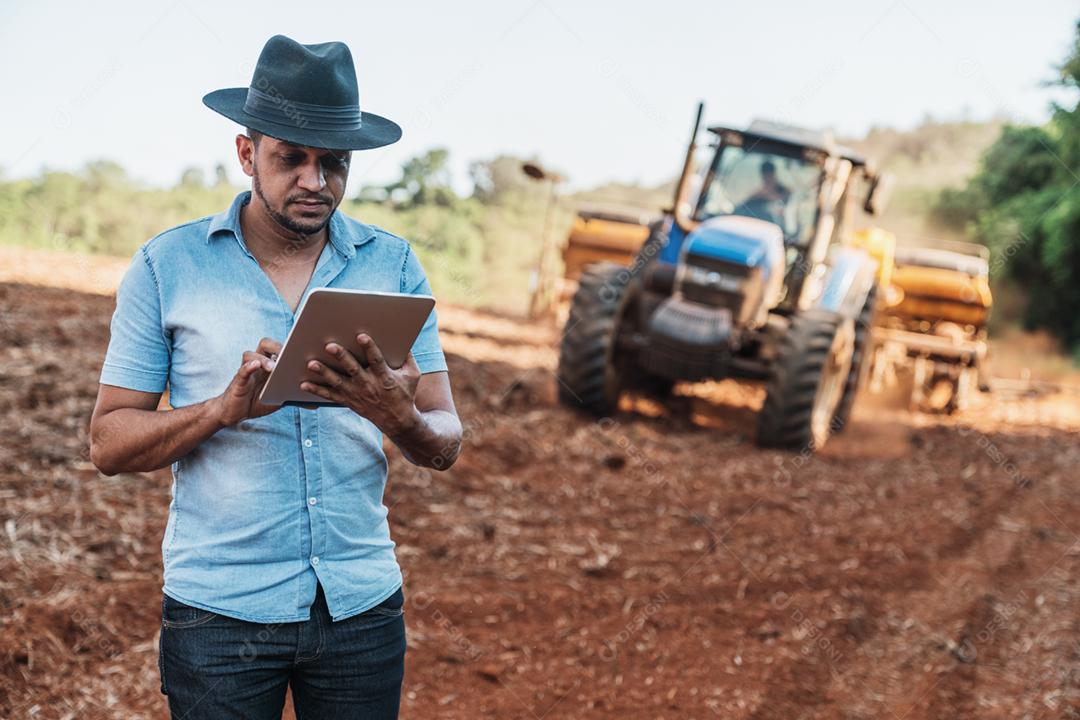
[{"left": 203, "top": 88, "right": 402, "bottom": 151}]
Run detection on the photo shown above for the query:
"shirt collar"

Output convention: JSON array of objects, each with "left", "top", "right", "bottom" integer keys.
[{"left": 206, "top": 191, "right": 376, "bottom": 259}]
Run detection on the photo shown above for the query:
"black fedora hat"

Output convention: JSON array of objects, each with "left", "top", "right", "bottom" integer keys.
[{"left": 203, "top": 34, "right": 401, "bottom": 151}]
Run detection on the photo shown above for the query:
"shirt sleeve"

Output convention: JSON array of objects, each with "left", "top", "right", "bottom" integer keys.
[
  {"left": 99, "top": 247, "right": 171, "bottom": 393},
  {"left": 400, "top": 245, "right": 447, "bottom": 375}
]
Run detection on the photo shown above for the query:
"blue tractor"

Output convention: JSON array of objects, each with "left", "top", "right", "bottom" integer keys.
[{"left": 556, "top": 105, "right": 894, "bottom": 450}]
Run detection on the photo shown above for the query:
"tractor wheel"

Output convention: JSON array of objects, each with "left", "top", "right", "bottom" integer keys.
[
  {"left": 557, "top": 262, "right": 632, "bottom": 415},
  {"left": 832, "top": 284, "right": 878, "bottom": 433},
  {"left": 757, "top": 309, "right": 856, "bottom": 451}
]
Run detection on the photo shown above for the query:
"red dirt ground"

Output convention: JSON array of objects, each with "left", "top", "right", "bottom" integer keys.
[{"left": 1, "top": 279, "right": 1078, "bottom": 719}]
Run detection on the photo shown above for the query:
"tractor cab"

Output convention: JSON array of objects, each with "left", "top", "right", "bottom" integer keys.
[
  {"left": 661, "top": 118, "right": 892, "bottom": 316},
  {"left": 689, "top": 123, "right": 830, "bottom": 248}
]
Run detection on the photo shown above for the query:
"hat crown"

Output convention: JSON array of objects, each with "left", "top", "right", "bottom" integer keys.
[
  {"left": 249, "top": 35, "right": 359, "bottom": 108},
  {"left": 202, "top": 34, "right": 401, "bottom": 150}
]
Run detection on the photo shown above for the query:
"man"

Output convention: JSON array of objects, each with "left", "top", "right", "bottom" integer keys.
[
  {"left": 89, "top": 35, "right": 462, "bottom": 719},
  {"left": 737, "top": 159, "right": 792, "bottom": 227},
  {"left": 748, "top": 160, "right": 791, "bottom": 204}
]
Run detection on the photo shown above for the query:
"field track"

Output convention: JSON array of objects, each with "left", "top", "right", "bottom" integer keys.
[{"left": 1, "top": 249, "right": 1078, "bottom": 718}]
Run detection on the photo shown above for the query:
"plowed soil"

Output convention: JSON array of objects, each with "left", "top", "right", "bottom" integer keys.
[{"left": 1, "top": 269, "right": 1078, "bottom": 719}]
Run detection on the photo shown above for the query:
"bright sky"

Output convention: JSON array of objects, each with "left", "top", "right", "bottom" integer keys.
[{"left": 2, "top": 0, "right": 1076, "bottom": 194}]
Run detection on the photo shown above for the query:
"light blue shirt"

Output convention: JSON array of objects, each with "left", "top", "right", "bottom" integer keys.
[{"left": 100, "top": 191, "right": 446, "bottom": 622}]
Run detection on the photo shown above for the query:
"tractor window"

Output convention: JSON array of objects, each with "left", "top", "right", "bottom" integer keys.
[{"left": 696, "top": 145, "right": 823, "bottom": 246}]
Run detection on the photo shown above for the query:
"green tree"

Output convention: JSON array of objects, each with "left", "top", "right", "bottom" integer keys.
[
  {"left": 376, "top": 147, "right": 457, "bottom": 208},
  {"left": 933, "top": 20, "right": 1080, "bottom": 353}
]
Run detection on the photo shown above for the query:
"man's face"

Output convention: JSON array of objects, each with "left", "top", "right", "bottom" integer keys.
[{"left": 238, "top": 133, "right": 351, "bottom": 236}]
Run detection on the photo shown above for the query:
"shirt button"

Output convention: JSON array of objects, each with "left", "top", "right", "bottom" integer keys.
[
  {"left": 311, "top": 556, "right": 320, "bottom": 565},
  {"left": 308, "top": 497, "right": 318, "bottom": 506},
  {"left": 304, "top": 439, "right": 313, "bottom": 448}
]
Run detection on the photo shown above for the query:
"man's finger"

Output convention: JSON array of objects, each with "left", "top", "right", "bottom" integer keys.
[
  {"left": 244, "top": 349, "right": 275, "bottom": 373},
  {"left": 357, "top": 334, "right": 389, "bottom": 376},
  {"left": 254, "top": 338, "right": 282, "bottom": 370},
  {"left": 300, "top": 381, "right": 337, "bottom": 402},
  {"left": 256, "top": 337, "right": 283, "bottom": 358},
  {"left": 325, "top": 342, "right": 365, "bottom": 378},
  {"left": 308, "top": 360, "right": 346, "bottom": 390},
  {"left": 234, "top": 359, "right": 263, "bottom": 389}
]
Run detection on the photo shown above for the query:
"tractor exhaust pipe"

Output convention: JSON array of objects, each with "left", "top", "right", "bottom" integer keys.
[{"left": 671, "top": 101, "right": 704, "bottom": 229}]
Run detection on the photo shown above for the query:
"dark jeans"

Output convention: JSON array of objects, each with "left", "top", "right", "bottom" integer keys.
[{"left": 159, "top": 584, "right": 405, "bottom": 719}]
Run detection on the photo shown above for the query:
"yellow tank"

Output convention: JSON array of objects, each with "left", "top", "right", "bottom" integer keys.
[
  {"left": 562, "top": 209, "right": 651, "bottom": 282},
  {"left": 890, "top": 248, "right": 992, "bottom": 329}
]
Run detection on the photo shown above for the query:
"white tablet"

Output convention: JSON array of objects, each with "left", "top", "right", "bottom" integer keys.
[{"left": 259, "top": 288, "right": 435, "bottom": 407}]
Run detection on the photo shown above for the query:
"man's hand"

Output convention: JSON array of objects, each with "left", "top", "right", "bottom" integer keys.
[
  {"left": 299, "top": 333, "right": 461, "bottom": 469},
  {"left": 300, "top": 334, "right": 421, "bottom": 436},
  {"left": 213, "top": 337, "right": 283, "bottom": 427}
]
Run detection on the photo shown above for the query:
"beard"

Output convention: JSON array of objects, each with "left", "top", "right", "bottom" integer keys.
[{"left": 252, "top": 166, "right": 333, "bottom": 236}]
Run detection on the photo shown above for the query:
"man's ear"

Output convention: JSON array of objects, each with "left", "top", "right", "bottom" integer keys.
[{"left": 235, "top": 134, "right": 256, "bottom": 178}]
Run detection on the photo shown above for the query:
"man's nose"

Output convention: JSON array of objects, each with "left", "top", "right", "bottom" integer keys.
[{"left": 296, "top": 161, "right": 326, "bottom": 192}]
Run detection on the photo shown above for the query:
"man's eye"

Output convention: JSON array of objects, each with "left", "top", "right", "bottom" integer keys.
[{"left": 281, "top": 154, "right": 302, "bottom": 164}]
